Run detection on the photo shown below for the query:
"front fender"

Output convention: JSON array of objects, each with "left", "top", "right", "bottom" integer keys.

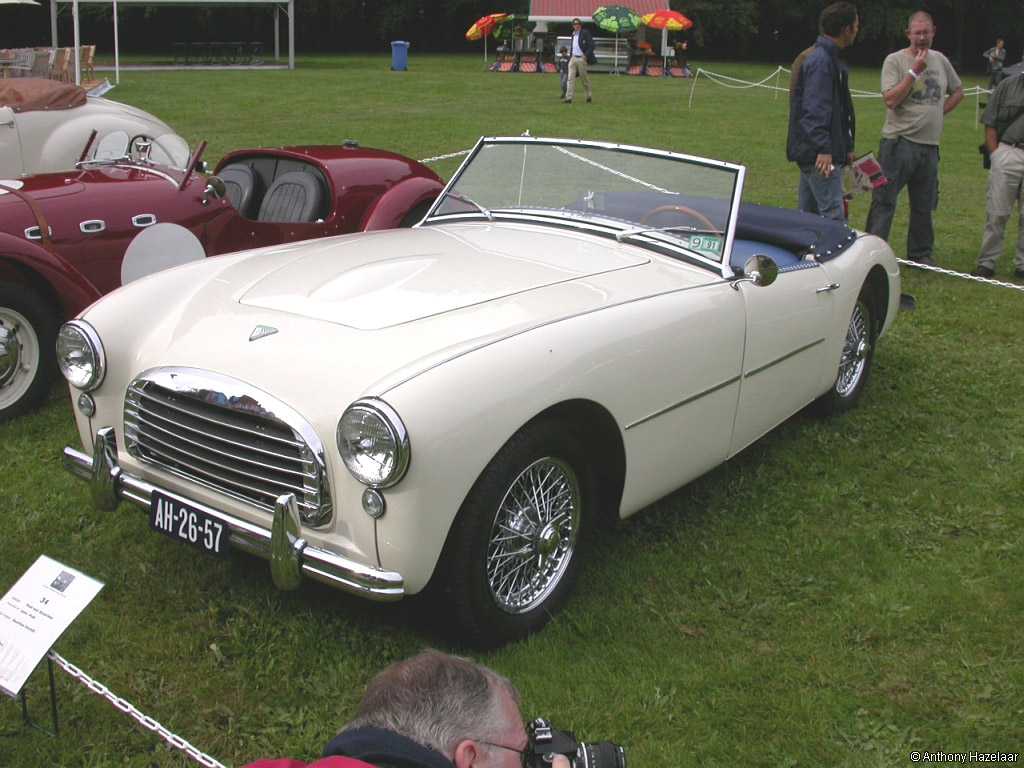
[
  {"left": 0, "top": 232, "right": 101, "bottom": 318},
  {"left": 360, "top": 176, "right": 444, "bottom": 231}
]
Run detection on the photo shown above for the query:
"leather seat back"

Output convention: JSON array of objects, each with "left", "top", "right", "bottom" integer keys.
[
  {"left": 257, "top": 170, "right": 322, "bottom": 223},
  {"left": 220, "top": 164, "right": 259, "bottom": 219}
]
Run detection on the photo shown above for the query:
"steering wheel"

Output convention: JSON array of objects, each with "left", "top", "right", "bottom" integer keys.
[{"left": 639, "top": 204, "right": 719, "bottom": 233}]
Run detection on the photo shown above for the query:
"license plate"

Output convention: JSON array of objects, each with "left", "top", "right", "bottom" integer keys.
[{"left": 149, "top": 492, "right": 229, "bottom": 556}]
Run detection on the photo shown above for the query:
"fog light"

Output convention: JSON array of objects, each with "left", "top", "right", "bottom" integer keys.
[
  {"left": 77, "top": 392, "right": 96, "bottom": 417},
  {"left": 362, "top": 488, "right": 385, "bottom": 519}
]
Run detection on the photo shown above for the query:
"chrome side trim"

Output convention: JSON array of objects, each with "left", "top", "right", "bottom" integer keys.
[
  {"left": 80, "top": 219, "right": 106, "bottom": 234},
  {"left": 132, "top": 213, "right": 157, "bottom": 228},
  {"left": 625, "top": 375, "right": 741, "bottom": 430},
  {"left": 62, "top": 437, "right": 404, "bottom": 601},
  {"left": 744, "top": 338, "right": 826, "bottom": 379}
]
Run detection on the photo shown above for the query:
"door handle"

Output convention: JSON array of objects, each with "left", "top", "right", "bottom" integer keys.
[{"left": 816, "top": 283, "right": 840, "bottom": 293}]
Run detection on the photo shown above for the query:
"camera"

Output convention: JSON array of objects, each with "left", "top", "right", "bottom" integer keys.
[
  {"left": 525, "top": 717, "right": 626, "bottom": 768},
  {"left": 979, "top": 142, "right": 991, "bottom": 170}
]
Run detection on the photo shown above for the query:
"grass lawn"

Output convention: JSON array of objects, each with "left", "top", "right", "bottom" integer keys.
[{"left": 2, "top": 54, "right": 1022, "bottom": 766}]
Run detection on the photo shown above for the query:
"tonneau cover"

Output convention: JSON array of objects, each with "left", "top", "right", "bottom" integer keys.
[{"left": 0, "top": 78, "right": 87, "bottom": 112}]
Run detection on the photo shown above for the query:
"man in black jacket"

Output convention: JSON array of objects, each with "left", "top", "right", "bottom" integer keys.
[
  {"left": 565, "top": 18, "right": 595, "bottom": 104},
  {"left": 322, "top": 650, "right": 571, "bottom": 768},
  {"left": 786, "top": 2, "right": 859, "bottom": 221}
]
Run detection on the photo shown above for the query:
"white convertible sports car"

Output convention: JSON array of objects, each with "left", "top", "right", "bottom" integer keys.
[{"left": 61, "top": 136, "right": 900, "bottom": 646}]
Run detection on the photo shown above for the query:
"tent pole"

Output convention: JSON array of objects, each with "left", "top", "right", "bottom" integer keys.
[
  {"left": 50, "top": 0, "right": 57, "bottom": 48},
  {"left": 73, "top": 0, "right": 80, "bottom": 85},
  {"left": 113, "top": 0, "right": 119, "bottom": 84},
  {"left": 274, "top": 5, "right": 280, "bottom": 61},
  {"left": 288, "top": 0, "right": 294, "bottom": 69}
]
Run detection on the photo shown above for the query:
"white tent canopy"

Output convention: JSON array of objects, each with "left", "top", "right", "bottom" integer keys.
[{"left": 51, "top": 0, "right": 295, "bottom": 85}]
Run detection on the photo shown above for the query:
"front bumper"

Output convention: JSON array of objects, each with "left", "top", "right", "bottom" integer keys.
[{"left": 63, "top": 427, "right": 405, "bottom": 602}]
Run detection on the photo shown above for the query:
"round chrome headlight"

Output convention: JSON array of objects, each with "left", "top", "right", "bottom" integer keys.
[
  {"left": 56, "top": 321, "right": 105, "bottom": 391},
  {"left": 337, "top": 398, "right": 410, "bottom": 488}
]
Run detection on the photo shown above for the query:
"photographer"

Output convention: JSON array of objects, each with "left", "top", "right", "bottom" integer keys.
[
  {"left": 247, "top": 650, "right": 604, "bottom": 768},
  {"left": 971, "top": 69, "right": 1024, "bottom": 280}
]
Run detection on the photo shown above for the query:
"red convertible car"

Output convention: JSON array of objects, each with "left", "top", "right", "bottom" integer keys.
[{"left": 0, "top": 83, "right": 443, "bottom": 420}]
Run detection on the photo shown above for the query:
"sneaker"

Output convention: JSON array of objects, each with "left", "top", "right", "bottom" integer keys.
[
  {"left": 910, "top": 255, "right": 937, "bottom": 267},
  {"left": 586, "top": 96, "right": 592, "bottom": 103},
  {"left": 971, "top": 265, "right": 995, "bottom": 278},
  {"left": 563, "top": 99, "right": 573, "bottom": 104}
]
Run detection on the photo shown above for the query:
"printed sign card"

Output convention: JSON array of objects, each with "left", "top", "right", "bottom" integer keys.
[
  {"left": 0, "top": 555, "right": 103, "bottom": 698},
  {"left": 844, "top": 152, "right": 889, "bottom": 198}
]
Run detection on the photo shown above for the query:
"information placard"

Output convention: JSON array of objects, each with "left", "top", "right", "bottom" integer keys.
[{"left": 0, "top": 555, "right": 104, "bottom": 698}]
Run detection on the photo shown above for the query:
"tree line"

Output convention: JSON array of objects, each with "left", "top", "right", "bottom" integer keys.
[{"left": 3, "top": 0, "right": 1021, "bottom": 71}]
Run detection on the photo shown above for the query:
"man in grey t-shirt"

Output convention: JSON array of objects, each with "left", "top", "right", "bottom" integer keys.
[{"left": 865, "top": 10, "right": 963, "bottom": 267}]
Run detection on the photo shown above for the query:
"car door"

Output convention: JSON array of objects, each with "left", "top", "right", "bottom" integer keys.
[{"left": 728, "top": 261, "right": 839, "bottom": 456}]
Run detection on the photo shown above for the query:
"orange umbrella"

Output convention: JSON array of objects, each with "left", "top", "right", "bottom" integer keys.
[
  {"left": 641, "top": 9, "right": 693, "bottom": 31},
  {"left": 466, "top": 12, "right": 510, "bottom": 65}
]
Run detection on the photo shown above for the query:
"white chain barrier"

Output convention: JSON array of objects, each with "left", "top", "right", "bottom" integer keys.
[
  {"left": 688, "top": 65, "right": 914, "bottom": 110},
  {"left": 897, "top": 258, "right": 1024, "bottom": 292},
  {"left": 46, "top": 651, "right": 227, "bottom": 768},
  {"left": 417, "top": 148, "right": 472, "bottom": 165}
]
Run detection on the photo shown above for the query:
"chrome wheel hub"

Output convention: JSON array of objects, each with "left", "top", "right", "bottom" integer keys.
[
  {"left": 487, "top": 457, "right": 580, "bottom": 614},
  {"left": 0, "top": 306, "right": 39, "bottom": 412},
  {"left": 0, "top": 322, "right": 20, "bottom": 387}
]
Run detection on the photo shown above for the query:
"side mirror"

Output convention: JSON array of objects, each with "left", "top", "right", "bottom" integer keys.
[
  {"left": 203, "top": 175, "right": 226, "bottom": 206},
  {"left": 734, "top": 254, "right": 779, "bottom": 289}
]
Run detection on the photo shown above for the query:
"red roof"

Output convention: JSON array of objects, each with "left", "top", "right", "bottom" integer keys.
[{"left": 530, "top": 1, "right": 665, "bottom": 19}]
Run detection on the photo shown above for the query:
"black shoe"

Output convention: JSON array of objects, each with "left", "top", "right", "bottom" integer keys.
[
  {"left": 563, "top": 99, "right": 572, "bottom": 104},
  {"left": 1015, "top": 269, "right": 1024, "bottom": 280},
  {"left": 910, "top": 255, "right": 937, "bottom": 267},
  {"left": 586, "top": 96, "right": 592, "bottom": 103},
  {"left": 971, "top": 266, "right": 995, "bottom": 278}
]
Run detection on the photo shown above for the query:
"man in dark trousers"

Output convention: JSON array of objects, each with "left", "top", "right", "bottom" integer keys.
[
  {"left": 565, "top": 17, "right": 595, "bottom": 104},
  {"left": 786, "top": 2, "right": 859, "bottom": 221}
]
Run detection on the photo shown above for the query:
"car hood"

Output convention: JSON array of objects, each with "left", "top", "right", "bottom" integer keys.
[
  {"left": 86, "top": 221, "right": 716, "bottom": 406},
  {"left": 238, "top": 223, "right": 649, "bottom": 329}
]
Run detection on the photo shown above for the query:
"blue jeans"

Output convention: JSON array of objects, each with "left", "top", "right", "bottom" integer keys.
[
  {"left": 797, "top": 164, "right": 845, "bottom": 221},
  {"left": 865, "top": 137, "right": 939, "bottom": 262}
]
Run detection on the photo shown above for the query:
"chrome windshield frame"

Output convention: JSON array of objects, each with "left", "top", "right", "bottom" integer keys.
[{"left": 421, "top": 136, "right": 747, "bottom": 278}]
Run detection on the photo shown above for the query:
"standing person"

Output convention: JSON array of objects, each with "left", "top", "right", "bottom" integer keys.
[
  {"left": 972, "top": 70, "right": 1024, "bottom": 280},
  {"left": 565, "top": 18, "right": 594, "bottom": 104},
  {"left": 864, "top": 10, "right": 964, "bottom": 267},
  {"left": 556, "top": 46, "right": 570, "bottom": 100},
  {"left": 786, "top": 2, "right": 859, "bottom": 221},
  {"left": 984, "top": 38, "right": 1007, "bottom": 89}
]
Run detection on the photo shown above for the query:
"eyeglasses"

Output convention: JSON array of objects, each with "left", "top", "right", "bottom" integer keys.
[{"left": 476, "top": 739, "right": 529, "bottom": 767}]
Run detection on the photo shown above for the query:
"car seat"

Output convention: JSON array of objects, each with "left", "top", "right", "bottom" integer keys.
[
  {"left": 220, "top": 164, "right": 260, "bottom": 219},
  {"left": 257, "top": 170, "right": 323, "bottom": 223}
]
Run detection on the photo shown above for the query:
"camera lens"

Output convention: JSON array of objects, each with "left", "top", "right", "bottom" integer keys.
[{"left": 577, "top": 741, "right": 627, "bottom": 768}]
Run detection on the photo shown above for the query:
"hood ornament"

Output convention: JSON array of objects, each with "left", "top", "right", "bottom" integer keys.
[{"left": 249, "top": 325, "right": 278, "bottom": 342}]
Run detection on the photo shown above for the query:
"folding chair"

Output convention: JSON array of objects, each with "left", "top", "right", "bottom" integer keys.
[{"left": 81, "top": 45, "right": 96, "bottom": 81}]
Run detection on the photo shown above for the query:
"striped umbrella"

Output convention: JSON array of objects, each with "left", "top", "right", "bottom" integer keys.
[
  {"left": 641, "top": 9, "right": 693, "bottom": 31},
  {"left": 466, "top": 12, "right": 511, "bottom": 63}
]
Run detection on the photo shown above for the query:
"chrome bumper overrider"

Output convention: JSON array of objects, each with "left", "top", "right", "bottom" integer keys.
[{"left": 63, "top": 427, "right": 404, "bottom": 602}]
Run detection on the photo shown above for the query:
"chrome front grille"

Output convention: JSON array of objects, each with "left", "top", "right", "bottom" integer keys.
[{"left": 123, "top": 368, "right": 332, "bottom": 527}]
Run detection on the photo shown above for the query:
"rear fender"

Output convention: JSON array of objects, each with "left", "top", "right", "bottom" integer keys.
[
  {"left": 0, "top": 232, "right": 101, "bottom": 318},
  {"left": 360, "top": 176, "right": 444, "bottom": 231}
]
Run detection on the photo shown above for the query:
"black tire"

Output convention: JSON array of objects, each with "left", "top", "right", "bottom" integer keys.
[
  {"left": 813, "top": 289, "right": 875, "bottom": 416},
  {"left": 0, "top": 282, "right": 58, "bottom": 422},
  {"left": 439, "top": 419, "right": 593, "bottom": 647}
]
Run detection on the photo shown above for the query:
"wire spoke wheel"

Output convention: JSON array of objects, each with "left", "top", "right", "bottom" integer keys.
[
  {"left": 835, "top": 300, "right": 870, "bottom": 398},
  {"left": 486, "top": 457, "right": 580, "bottom": 614}
]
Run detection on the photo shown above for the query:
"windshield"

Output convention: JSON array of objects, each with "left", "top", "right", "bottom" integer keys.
[
  {"left": 88, "top": 130, "right": 191, "bottom": 170},
  {"left": 426, "top": 138, "right": 745, "bottom": 263}
]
